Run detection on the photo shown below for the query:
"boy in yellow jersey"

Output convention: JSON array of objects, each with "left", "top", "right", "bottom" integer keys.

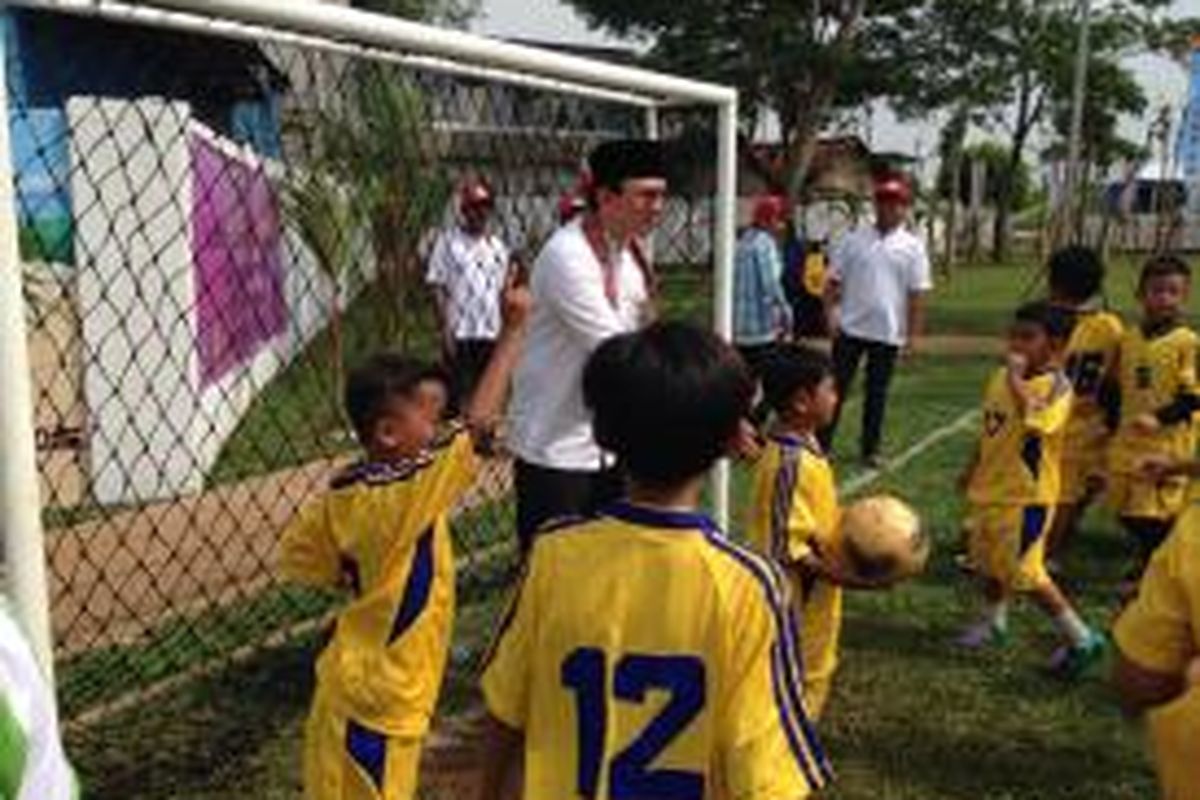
[
  {"left": 746, "top": 345, "right": 869, "bottom": 719},
  {"left": 279, "top": 276, "right": 530, "bottom": 800},
  {"left": 957, "top": 302, "right": 1105, "bottom": 677},
  {"left": 1108, "top": 255, "right": 1198, "bottom": 588},
  {"left": 478, "top": 322, "right": 832, "bottom": 800},
  {"left": 1044, "top": 246, "right": 1124, "bottom": 563},
  {"left": 1114, "top": 498, "right": 1200, "bottom": 800}
]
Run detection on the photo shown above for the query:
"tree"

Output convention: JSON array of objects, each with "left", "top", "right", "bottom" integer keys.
[
  {"left": 561, "top": 0, "right": 916, "bottom": 202},
  {"left": 351, "top": 0, "right": 478, "bottom": 27},
  {"left": 284, "top": 171, "right": 359, "bottom": 399},
  {"left": 937, "top": 141, "right": 1034, "bottom": 212},
  {"left": 896, "top": 0, "right": 1172, "bottom": 262}
]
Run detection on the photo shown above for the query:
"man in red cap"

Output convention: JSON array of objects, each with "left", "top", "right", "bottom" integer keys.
[
  {"left": 820, "top": 174, "right": 932, "bottom": 468},
  {"left": 426, "top": 178, "right": 513, "bottom": 409},
  {"left": 733, "top": 194, "right": 793, "bottom": 378}
]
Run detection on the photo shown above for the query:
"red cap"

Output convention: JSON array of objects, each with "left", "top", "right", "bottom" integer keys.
[
  {"left": 874, "top": 175, "right": 912, "bottom": 204},
  {"left": 558, "top": 191, "right": 587, "bottom": 223},
  {"left": 460, "top": 179, "right": 494, "bottom": 209},
  {"left": 752, "top": 194, "right": 788, "bottom": 228}
]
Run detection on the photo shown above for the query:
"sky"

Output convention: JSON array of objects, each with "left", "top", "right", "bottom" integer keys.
[{"left": 473, "top": 0, "right": 1200, "bottom": 171}]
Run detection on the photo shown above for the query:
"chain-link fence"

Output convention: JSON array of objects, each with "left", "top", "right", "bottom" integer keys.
[{"left": 4, "top": 3, "right": 732, "bottom": 787}]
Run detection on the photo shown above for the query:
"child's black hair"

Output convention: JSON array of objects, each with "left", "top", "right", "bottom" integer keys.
[
  {"left": 761, "top": 345, "right": 834, "bottom": 416},
  {"left": 344, "top": 353, "right": 442, "bottom": 444},
  {"left": 1139, "top": 253, "right": 1192, "bottom": 291},
  {"left": 1013, "top": 300, "right": 1075, "bottom": 343},
  {"left": 1047, "top": 245, "right": 1104, "bottom": 303},
  {"left": 583, "top": 321, "right": 754, "bottom": 489}
]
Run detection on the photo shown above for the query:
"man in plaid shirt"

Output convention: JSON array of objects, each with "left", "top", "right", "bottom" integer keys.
[{"left": 733, "top": 194, "right": 793, "bottom": 379}]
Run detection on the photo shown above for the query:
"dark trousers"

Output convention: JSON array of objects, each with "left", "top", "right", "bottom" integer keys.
[
  {"left": 448, "top": 338, "right": 495, "bottom": 412},
  {"left": 514, "top": 460, "right": 623, "bottom": 554},
  {"left": 820, "top": 333, "right": 899, "bottom": 459}
]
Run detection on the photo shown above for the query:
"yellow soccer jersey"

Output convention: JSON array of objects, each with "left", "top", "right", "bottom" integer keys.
[
  {"left": 968, "top": 367, "right": 1073, "bottom": 507},
  {"left": 1111, "top": 324, "right": 1199, "bottom": 476},
  {"left": 481, "top": 502, "right": 832, "bottom": 800},
  {"left": 280, "top": 428, "right": 477, "bottom": 738},
  {"left": 1114, "top": 504, "right": 1200, "bottom": 800},
  {"left": 1062, "top": 309, "right": 1123, "bottom": 445},
  {"left": 745, "top": 434, "right": 842, "bottom": 716}
]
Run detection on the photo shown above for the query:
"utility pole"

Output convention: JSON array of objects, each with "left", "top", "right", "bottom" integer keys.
[{"left": 1063, "top": 0, "right": 1093, "bottom": 244}]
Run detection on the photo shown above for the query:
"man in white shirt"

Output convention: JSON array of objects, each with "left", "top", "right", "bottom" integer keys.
[
  {"left": 508, "top": 140, "right": 665, "bottom": 549},
  {"left": 821, "top": 175, "right": 933, "bottom": 467},
  {"left": 426, "top": 179, "right": 512, "bottom": 409}
]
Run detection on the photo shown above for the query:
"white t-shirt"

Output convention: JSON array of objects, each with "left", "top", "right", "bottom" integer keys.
[
  {"left": 829, "top": 224, "right": 933, "bottom": 346},
  {"left": 508, "top": 220, "right": 649, "bottom": 471},
  {"left": 425, "top": 226, "right": 511, "bottom": 341},
  {"left": 0, "top": 604, "right": 75, "bottom": 799}
]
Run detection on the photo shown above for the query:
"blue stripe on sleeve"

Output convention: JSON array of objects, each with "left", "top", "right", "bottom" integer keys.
[{"left": 702, "top": 531, "right": 833, "bottom": 787}]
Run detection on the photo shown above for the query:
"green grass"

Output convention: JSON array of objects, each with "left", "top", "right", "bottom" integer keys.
[
  {"left": 68, "top": 352, "right": 1161, "bottom": 799},
  {"left": 929, "top": 255, "right": 1200, "bottom": 337}
]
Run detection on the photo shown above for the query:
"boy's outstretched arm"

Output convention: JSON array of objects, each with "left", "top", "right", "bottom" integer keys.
[
  {"left": 475, "top": 713, "right": 524, "bottom": 800},
  {"left": 465, "top": 268, "right": 533, "bottom": 437}
]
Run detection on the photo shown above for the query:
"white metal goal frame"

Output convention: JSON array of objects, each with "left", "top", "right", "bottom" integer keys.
[{"left": 0, "top": 0, "right": 739, "bottom": 682}]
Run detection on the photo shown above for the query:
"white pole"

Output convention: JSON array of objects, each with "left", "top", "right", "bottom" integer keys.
[
  {"left": 95, "top": 0, "right": 735, "bottom": 105},
  {"left": 0, "top": 16, "right": 55, "bottom": 681},
  {"left": 711, "top": 97, "right": 738, "bottom": 530},
  {"left": 644, "top": 106, "right": 660, "bottom": 141},
  {"left": 6, "top": 0, "right": 659, "bottom": 108}
]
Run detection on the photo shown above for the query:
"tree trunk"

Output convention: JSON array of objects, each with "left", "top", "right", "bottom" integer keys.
[
  {"left": 782, "top": 82, "right": 838, "bottom": 207},
  {"left": 992, "top": 77, "right": 1041, "bottom": 264},
  {"left": 940, "top": 107, "right": 971, "bottom": 275},
  {"left": 329, "top": 295, "right": 344, "bottom": 407}
]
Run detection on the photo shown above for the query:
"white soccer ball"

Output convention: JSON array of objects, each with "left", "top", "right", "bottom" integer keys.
[{"left": 838, "top": 495, "right": 929, "bottom": 588}]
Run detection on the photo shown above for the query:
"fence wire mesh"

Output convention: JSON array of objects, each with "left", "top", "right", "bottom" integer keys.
[{"left": 6, "top": 6, "right": 721, "bottom": 793}]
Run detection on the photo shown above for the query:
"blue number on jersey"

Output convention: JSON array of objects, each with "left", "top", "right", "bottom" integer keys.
[{"left": 562, "top": 648, "right": 706, "bottom": 799}]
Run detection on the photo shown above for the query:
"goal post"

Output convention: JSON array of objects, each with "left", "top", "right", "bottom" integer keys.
[{"left": 0, "top": 0, "right": 739, "bottom": 721}]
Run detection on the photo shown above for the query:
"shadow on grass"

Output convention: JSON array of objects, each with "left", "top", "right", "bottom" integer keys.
[
  {"left": 825, "top": 710, "right": 1153, "bottom": 800},
  {"left": 70, "top": 636, "right": 317, "bottom": 800}
]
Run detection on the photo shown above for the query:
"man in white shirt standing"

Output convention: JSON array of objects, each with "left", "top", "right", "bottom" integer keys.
[
  {"left": 508, "top": 140, "right": 665, "bottom": 550},
  {"left": 821, "top": 175, "right": 933, "bottom": 467},
  {"left": 426, "top": 179, "right": 512, "bottom": 409}
]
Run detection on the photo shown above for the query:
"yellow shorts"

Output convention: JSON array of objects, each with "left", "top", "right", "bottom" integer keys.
[
  {"left": 1147, "top": 688, "right": 1200, "bottom": 800},
  {"left": 965, "top": 505, "right": 1052, "bottom": 592},
  {"left": 304, "top": 692, "right": 422, "bottom": 800},
  {"left": 1059, "top": 433, "right": 1109, "bottom": 505},
  {"left": 1107, "top": 473, "right": 1188, "bottom": 521}
]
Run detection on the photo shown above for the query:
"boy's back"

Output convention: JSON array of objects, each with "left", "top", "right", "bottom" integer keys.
[
  {"left": 1063, "top": 310, "right": 1123, "bottom": 441},
  {"left": 281, "top": 428, "right": 476, "bottom": 736},
  {"left": 746, "top": 434, "right": 842, "bottom": 716},
  {"left": 482, "top": 502, "right": 831, "bottom": 800},
  {"left": 1114, "top": 503, "right": 1200, "bottom": 799}
]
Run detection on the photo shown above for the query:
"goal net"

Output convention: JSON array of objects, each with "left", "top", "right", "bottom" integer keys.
[{"left": 0, "top": 0, "right": 736, "bottom": 788}]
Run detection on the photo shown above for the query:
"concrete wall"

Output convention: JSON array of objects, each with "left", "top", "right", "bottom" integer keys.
[{"left": 70, "top": 97, "right": 344, "bottom": 505}]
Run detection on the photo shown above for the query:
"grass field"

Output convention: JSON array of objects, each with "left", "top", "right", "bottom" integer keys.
[{"left": 65, "top": 259, "right": 1175, "bottom": 798}]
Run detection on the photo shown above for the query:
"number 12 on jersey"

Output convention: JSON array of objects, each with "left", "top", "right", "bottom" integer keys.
[{"left": 561, "top": 647, "right": 706, "bottom": 799}]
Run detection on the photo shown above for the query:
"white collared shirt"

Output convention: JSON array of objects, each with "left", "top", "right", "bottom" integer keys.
[
  {"left": 829, "top": 224, "right": 933, "bottom": 346},
  {"left": 425, "top": 226, "right": 511, "bottom": 341},
  {"left": 508, "top": 219, "right": 649, "bottom": 471}
]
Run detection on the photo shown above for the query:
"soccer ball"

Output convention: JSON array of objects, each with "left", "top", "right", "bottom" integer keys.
[
  {"left": 1187, "top": 657, "right": 1200, "bottom": 688},
  {"left": 838, "top": 495, "right": 929, "bottom": 587}
]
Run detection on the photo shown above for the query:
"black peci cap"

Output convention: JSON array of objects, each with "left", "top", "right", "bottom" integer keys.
[{"left": 588, "top": 139, "right": 668, "bottom": 191}]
